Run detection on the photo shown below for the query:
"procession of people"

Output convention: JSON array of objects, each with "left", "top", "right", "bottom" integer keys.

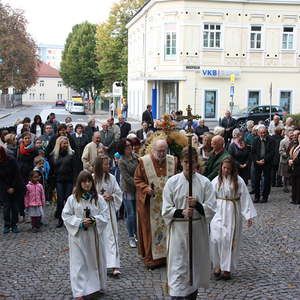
[{"left": 1, "top": 107, "right": 299, "bottom": 299}]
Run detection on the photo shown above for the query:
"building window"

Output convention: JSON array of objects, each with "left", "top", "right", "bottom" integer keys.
[
  {"left": 282, "top": 27, "right": 294, "bottom": 50},
  {"left": 248, "top": 90, "right": 260, "bottom": 107},
  {"left": 165, "top": 32, "right": 177, "bottom": 59},
  {"left": 250, "top": 26, "right": 262, "bottom": 49},
  {"left": 203, "top": 24, "right": 221, "bottom": 48},
  {"left": 280, "top": 91, "right": 291, "bottom": 113},
  {"left": 39, "top": 93, "right": 45, "bottom": 100},
  {"left": 29, "top": 93, "right": 35, "bottom": 100},
  {"left": 39, "top": 80, "right": 44, "bottom": 87},
  {"left": 58, "top": 81, "right": 63, "bottom": 87},
  {"left": 204, "top": 90, "right": 217, "bottom": 119},
  {"left": 57, "top": 94, "right": 62, "bottom": 100}
]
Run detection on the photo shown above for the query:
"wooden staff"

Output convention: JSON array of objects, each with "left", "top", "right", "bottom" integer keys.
[{"left": 181, "top": 105, "right": 201, "bottom": 286}]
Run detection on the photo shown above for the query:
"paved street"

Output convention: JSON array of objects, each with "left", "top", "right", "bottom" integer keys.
[
  {"left": 1, "top": 185, "right": 300, "bottom": 300},
  {"left": 0, "top": 104, "right": 141, "bottom": 130}
]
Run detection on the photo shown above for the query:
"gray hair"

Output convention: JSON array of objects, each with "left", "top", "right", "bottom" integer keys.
[
  {"left": 246, "top": 120, "right": 254, "bottom": 129},
  {"left": 232, "top": 128, "right": 242, "bottom": 138},
  {"left": 257, "top": 124, "right": 266, "bottom": 132},
  {"left": 213, "top": 126, "right": 225, "bottom": 136}
]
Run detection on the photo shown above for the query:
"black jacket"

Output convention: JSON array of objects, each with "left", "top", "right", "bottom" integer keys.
[
  {"left": 17, "top": 148, "right": 39, "bottom": 183},
  {"left": 71, "top": 133, "right": 89, "bottom": 177},
  {"left": 136, "top": 128, "right": 148, "bottom": 141},
  {"left": 30, "top": 123, "right": 44, "bottom": 135},
  {"left": 142, "top": 110, "right": 154, "bottom": 127},
  {"left": 116, "top": 122, "right": 131, "bottom": 139},
  {"left": 0, "top": 155, "right": 25, "bottom": 194},
  {"left": 220, "top": 117, "right": 236, "bottom": 130},
  {"left": 228, "top": 142, "right": 250, "bottom": 166},
  {"left": 291, "top": 150, "right": 300, "bottom": 177},
  {"left": 195, "top": 125, "right": 209, "bottom": 140},
  {"left": 84, "top": 125, "right": 99, "bottom": 142},
  {"left": 272, "top": 135, "right": 284, "bottom": 165},
  {"left": 252, "top": 136, "right": 275, "bottom": 166},
  {"left": 49, "top": 150, "right": 75, "bottom": 183}
]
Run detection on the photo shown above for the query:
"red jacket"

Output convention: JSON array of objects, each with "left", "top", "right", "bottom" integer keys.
[{"left": 24, "top": 181, "right": 45, "bottom": 208}]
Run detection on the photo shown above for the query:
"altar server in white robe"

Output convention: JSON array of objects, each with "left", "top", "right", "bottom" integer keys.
[
  {"left": 94, "top": 155, "right": 122, "bottom": 276},
  {"left": 62, "top": 171, "right": 108, "bottom": 300},
  {"left": 210, "top": 156, "right": 257, "bottom": 280},
  {"left": 162, "top": 147, "right": 216, "bottom": 299}
]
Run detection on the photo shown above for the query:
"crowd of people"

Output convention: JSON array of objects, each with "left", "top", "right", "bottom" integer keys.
[{"left": 0, "top": 106, "right": 299, "bottom": 300}]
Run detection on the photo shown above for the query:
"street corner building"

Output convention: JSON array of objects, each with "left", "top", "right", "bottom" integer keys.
[{"left": 126, "top": 0, "right": 300, "bottom": 121}]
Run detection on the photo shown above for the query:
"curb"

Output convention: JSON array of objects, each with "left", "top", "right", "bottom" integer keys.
[{"left": 0, "top": 113, "right": 11, "bottom": 120}]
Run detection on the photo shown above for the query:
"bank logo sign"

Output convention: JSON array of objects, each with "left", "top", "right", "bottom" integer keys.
[
  {"left": 201, "top": 69, "right": 240, "bottom": 78},
  {"left": 185, "top": 66, "right": 240, "bottom": 78}
]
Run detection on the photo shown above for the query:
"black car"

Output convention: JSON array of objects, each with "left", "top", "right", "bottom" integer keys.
[{"left": 232, "top": 105, "right": 285, "bottom": 127}]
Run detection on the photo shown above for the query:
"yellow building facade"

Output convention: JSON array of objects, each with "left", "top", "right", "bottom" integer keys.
[{"left": 127, "top": 0, "right": 300, "bottom": 121}]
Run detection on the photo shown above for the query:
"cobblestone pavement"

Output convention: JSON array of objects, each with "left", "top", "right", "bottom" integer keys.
[{"left": 1, "top": 186, "right": 300, "bottom": 300}]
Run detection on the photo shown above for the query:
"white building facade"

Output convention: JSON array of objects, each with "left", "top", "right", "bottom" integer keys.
[
  {"left": 23, "top": 62, "right": 69, "bottom": 103},
  {"left": 127, "top": 0, "right": 300, "bottom": 121}
]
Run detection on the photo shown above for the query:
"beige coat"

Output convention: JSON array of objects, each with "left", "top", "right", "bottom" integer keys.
[{"left": 81, "top": 142, "right": 103, "bottom": 173}]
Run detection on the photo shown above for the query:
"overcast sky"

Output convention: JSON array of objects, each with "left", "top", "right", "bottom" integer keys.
[{"left": 4, "top": 0, "right": 118, "bottom": 45}]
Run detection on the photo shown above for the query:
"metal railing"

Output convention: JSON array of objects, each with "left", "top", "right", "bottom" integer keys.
[{"left": 0, "top": 94, "right": 22, "bottom": 108}]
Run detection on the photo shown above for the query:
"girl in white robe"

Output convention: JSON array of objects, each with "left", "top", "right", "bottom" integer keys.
[
  {"left": 94, "top": 155, "right": 122, "bottom": 276},
  {"left": 62, "top": 171, "right": 108, "bottom": 300},
  {"left": 210, "top": 157, "right": 257, "bottom": 280}
]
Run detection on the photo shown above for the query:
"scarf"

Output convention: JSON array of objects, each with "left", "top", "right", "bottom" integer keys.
[
  {"left": 19, "top": 142, "right": 35, "bottom": 155},
  {"left": 82, "top": 192, "right": 92, "bottom": 201}
]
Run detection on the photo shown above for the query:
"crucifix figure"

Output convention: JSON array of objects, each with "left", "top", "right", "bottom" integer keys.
[
  {"left": 84, "top": 207, "right": 91, "bottom": 231},
  {"left": 181, "top": 105, "right": 201, "bottom": 286},
  {"left": 100, "top": 188, "right": 106, "bottom": 195}
]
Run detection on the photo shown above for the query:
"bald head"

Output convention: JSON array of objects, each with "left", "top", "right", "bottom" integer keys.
[
  {"left": 211, "top": 135, "right": 224, "bottom": 153},
  {"left": 153, "top": 139, "right": 168, "bottom": 162},
  {"left": 92, "top": 131, "right": 101, "bottom": 144}
]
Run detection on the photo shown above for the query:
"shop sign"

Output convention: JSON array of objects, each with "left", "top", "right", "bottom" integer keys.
[{"left": 200, "top": 69, "right": 240, "bottom": 79}]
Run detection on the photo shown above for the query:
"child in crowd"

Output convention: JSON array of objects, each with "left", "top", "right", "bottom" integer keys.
[
  {"left": 62, "top": 171, "right": 108, "bottom": 300},
  {"left": 94, "top": 155, "right": 123, "bottom": 276},
  {"left": 210, "top": 157, "right": 257, "bottom": 280},
  {"left": 24, "top": 171, "right": 46, "bottom": 232}
]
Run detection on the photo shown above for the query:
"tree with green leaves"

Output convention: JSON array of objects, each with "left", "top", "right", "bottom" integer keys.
[
  {"left": 60, "top": 22, "right": 101, "bottom": 98},
  {"left": 96, "top": 0, "right": 147, "bottom": 93},
  {"left": 0, "top": 2, "right": 38, "bottom": 93}
]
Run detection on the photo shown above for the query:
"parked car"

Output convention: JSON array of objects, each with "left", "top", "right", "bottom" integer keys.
[
  {"left": 232, "top": 105, "right": 285, "bottom": 127},
  {"left": 55, "top": 100, "right": 65, "bottom": 107},
  {"left": 69, "top": 102, "right": 85, "bottom": 114}
]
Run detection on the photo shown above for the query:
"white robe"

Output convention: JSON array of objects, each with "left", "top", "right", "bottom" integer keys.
[
  {"left": 96, "top": 174, "right": 122, "bottom": 268},
  {"left": 210, "top": 176, "right": 257, "bottom": 272},
  {"left": 162, "top": 172, "right": 216, "bottom": 297},
  {"left": 62, "top": 194, "right": 108, "bottom": 298}
]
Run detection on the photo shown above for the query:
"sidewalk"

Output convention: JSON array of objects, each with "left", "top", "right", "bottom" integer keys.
[{"left": 0, "top": 105, "right": 30, "bottom": 120}]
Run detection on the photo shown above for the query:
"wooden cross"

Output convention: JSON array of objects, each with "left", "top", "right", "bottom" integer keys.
[
  {"left": 181, "top": 105, "right": 201, "bottom": 286},
  {"left": 100, "top": 188, "right": 106, "bottom": 195}
]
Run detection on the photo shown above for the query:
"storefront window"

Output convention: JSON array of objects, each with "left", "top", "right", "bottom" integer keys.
[
  {"left": 280, "top": 91, "right": 291, "bottom": 113},
  {"left": 160, "top": 82, "right": 178, "bottom": 116},
  {"left": 204, "top": 90, "right": 217, "bottom": 119},
  {"left": 248, "top": 91, "right": 260, "bottom": 107}
]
